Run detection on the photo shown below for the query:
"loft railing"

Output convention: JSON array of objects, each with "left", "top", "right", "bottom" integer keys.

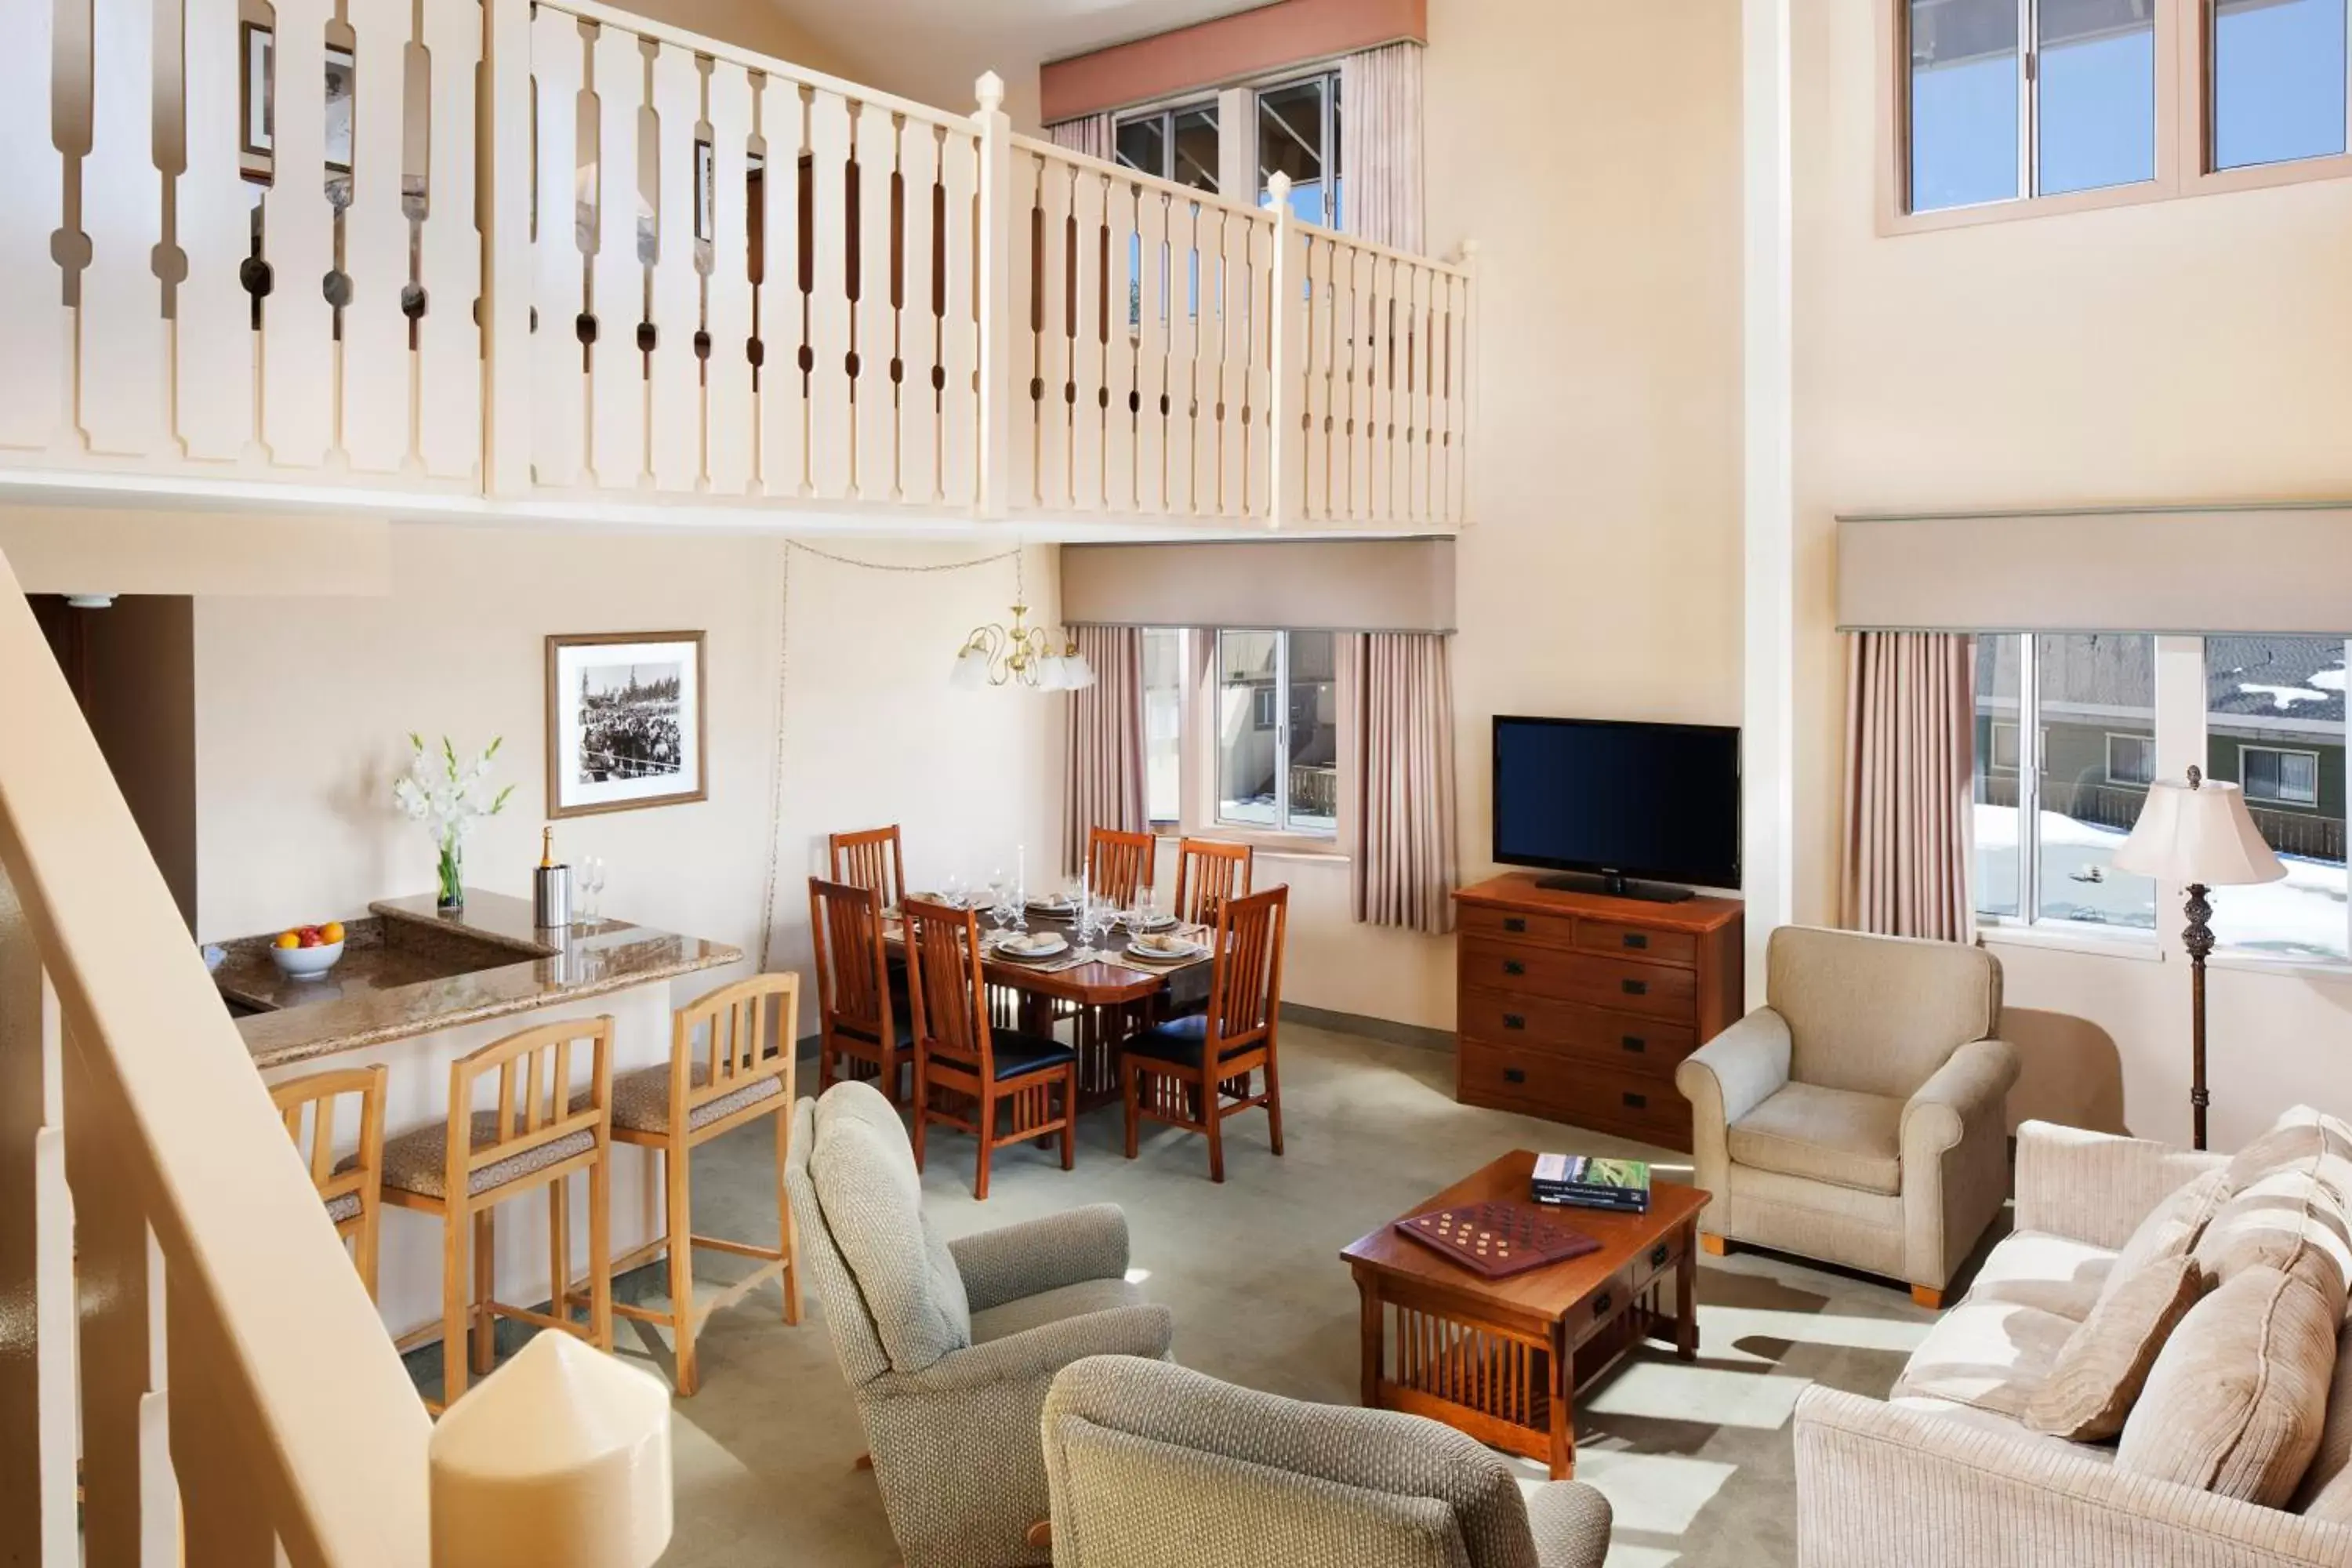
[
  {"left": 0, "top": 0, "right": 1473, "bottom": 532},
  {"left": 0, "top": 547, "right": 669, "bottom": 1565}
]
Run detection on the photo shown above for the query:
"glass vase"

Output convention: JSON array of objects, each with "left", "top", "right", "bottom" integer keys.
[{"left": 436, "top": 837, "right": 464, "bottom": 912}]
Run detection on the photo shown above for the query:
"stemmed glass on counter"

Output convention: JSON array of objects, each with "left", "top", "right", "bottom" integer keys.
[{"left": 577, "top": 855, "right": 608, "bottom": 924}]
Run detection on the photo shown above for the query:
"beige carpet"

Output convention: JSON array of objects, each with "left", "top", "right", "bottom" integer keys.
[{"left": 407, "top": 1022, "right": 1969, "bottom": 1566}]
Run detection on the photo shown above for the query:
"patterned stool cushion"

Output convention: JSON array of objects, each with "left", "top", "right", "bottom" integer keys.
[
  {"left": 380, "top": 1111, "right": 595, "bottom": 1200},
  {"left": 604, "top": 1061, "right": 786, "bottom": 1135},
  {"left": 322, "top": 1191, "right": 363, "bottom": 1224}
]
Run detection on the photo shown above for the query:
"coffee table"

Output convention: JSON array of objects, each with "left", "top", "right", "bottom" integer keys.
[{"left": 1340, "top": 1150, "right": 1708, "bottom": 1479}]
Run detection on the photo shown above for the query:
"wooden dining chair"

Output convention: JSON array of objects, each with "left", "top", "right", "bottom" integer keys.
[
  {"left": 270, "top": 1064, "right": 389, "bottom": 1301},
  {"left": 902, "top": 896, "right": 1080, "bottom": 1200},
  {"left": 1087, "top": 826, "right": 1156, "bottom": 909},
  {"left": 830, "top": 823, "right": 906, "bottom": 910},
  {"left": 1122, "top": 884, "right": 1288, "bottom": 1184},
  {"left": 811, "top": 876, "right": 909, "bottom": 1105},
  {"left": 379, "top": 1015, "right": 615, "bottom": 1411},
  {"left": 598, "top": 971, "right": 800, "bottom": 1396},
  {"left": 1174, "top": 837, "right": 1254, "bottom": 926}
]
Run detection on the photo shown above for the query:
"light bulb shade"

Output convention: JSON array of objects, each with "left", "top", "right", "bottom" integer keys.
[
  {"left": 1065, "top": 652, "right": 1097, "bottom": 689},
  {"left": 2111, "top": 776, "right": 2286, "bottom": 887},
  {"left": 950, "top": 648, "right": 989, "bottom": 690},
  {"left": 1034, "top": 655, "right": 1069, "bottom": 691}
]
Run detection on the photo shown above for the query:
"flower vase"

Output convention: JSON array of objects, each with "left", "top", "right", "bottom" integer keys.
[{"left": 437, "top": 839, "right": 464, "bottom": 912}]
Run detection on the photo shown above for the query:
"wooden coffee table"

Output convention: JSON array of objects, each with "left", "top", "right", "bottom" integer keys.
[{"left": 1341, "top": 1150, "right": 1708, "bottom": 1479}]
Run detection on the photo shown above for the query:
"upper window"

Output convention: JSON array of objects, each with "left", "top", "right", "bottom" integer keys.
[
  {"left": 1116, "top": 100, "right": 1221, "bottom": 193},
  {"left": 1142, "top": 628, "right": 1186, "bottom": 827},
  {"left": 2212, "top": 0, "right": 2350, "bottom": 170},
  {"left": 1257, "top": 72, "right": 1342, "bottom": 227},
  {"left": 1215, "top": 630, "right": 1337, "bottom": 837},
  {"left": 2204, "top": 636, "right": 2347, "bottom": 960}
]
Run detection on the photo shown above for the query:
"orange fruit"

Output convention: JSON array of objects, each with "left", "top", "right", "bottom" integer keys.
[
  {"left": 275, "top": 931, "right": 301, "bottom": 950},
  {"left": 321, "top": 920, "right": 345, "bottom": 946}
]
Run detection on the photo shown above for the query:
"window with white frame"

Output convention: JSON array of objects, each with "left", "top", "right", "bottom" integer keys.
[
  {"left": 1257, "top": 71, "right": 1342, "bottom": 226},
  {"left": 2242, "top": 746, "right": 2321, "bottom": 806},
  {"left": 1215, "top": 629, "right": 1338, "bottom": 837},
  {"left": 2105, "top": 731, "right": 2157, "bottom": 786},
  {"left": 1142, "top": 628, "right": 1186, "bottom": 827},
  {"left": 2204, "top": 635, "right": 2347, "bottom": 960},
  {"left": 2212, "top": 0, "right": 2350, "bottom": 171}
]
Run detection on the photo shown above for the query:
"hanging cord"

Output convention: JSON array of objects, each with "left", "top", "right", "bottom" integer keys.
[{"left": 756, "top": 539, "right": 1022, "bottom": 971}]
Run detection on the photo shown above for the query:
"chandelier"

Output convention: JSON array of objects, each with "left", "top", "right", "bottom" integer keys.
[{"left": 951, "top": 601, "right": 1097, "bottom": 691}]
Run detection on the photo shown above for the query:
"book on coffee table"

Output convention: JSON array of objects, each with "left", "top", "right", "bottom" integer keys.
[{"left": 1531, "top": 1153, "right": 1651, "bottom": 1213}]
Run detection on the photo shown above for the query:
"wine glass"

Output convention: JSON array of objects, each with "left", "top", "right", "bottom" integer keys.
[
  {"left": 582, "top": 856, "right": 608, "bottom": 924},
  {"left": 945, "top": 869, "right": 967, "bottom": 909}
]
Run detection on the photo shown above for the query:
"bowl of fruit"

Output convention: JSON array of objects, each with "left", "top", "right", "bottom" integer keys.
[{"left": 270, "top": 921, "right": 347, "bottom": 978}]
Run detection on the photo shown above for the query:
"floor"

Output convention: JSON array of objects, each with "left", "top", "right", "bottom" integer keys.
[{"left": 407, "top": 1022, "right": 1970, "bottom": 1567}]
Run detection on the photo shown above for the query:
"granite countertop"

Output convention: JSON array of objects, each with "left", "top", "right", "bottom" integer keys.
[{"left": 220, "top": 890, "right": 741, "bottom": 1070}]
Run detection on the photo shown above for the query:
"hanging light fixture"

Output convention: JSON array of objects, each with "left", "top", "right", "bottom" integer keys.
[{"left": 949, "top": 555, "right": 1097, "bottom": 691}]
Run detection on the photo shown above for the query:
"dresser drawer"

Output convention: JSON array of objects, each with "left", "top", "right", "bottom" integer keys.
[
  {"left": 1573, "top": 920, "right": 1697, "bottom": 968},
  {"left": 1456, "top": 987, "right": 1697, "bottom": 1074},
  {"left": 1458, "top": 902, "right": 1577, "bottom": 952},
  {"left": 1455, "top": 1040, "right": 1693, "bottom": 1148},
  {"left": 1457, "top": 941, "right": 1697, "bottom": 1022}
]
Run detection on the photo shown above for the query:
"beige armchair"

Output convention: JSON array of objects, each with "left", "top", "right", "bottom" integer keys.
[{"left": 1673, "top": 926, "right": 2017, "bottom": 1306}]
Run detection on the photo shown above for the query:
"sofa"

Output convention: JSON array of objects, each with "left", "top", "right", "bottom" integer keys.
[
  {"left": 1675, "top": 925, "right": 2018, "bottom": 1305},
  {"left": 1793, "top": 1116, "right": 2352, "bottom": 1567},
  {"left": 784, "top": 1081, "right": 1176, "bottom": 1568},
  {"left": 1040, "top": 1356, "right": 1613, "bottom": 1568}
]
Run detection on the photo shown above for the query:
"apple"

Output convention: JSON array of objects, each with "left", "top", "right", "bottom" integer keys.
[{"left": 298, "top": 927, "right": 325, "bottom": 949}]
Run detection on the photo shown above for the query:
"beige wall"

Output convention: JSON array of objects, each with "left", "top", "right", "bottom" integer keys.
[
  {"left": 191, "top": 525, "right": 1062, "bottom": 1019},
  {"left": 1791, "top": 2, "right": 2352, "bottom": 1145}
]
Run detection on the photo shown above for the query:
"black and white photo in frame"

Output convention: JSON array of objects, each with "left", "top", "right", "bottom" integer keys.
[{"left": 546, "top": 632, "right": 708, "bottom": 818}]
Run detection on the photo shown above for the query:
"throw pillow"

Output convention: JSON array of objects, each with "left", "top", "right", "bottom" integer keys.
[
  {"left": 2027, "top": 1253, "right": 2207, "bottom": 1442},
  {"left": 2100, "top": 1167, "right": 2230, "bottom": 1305},
  {"left": 2194, "top": 1168, "right": 2352, "bottom": 1302},
  {"left": 2292, "top": 1314, "right": 2352, "bottom": 1523},
  {"left": 2115, "top": 1258, "right": 2342, "bottom": 1508},
  {"left": 2226, "top": 1105, "right": 2352, "bottom": 1204}
]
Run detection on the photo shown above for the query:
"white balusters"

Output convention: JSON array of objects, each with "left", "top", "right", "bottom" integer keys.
[
  {"left": 804, "top": 89, "right": 853, "bottom": 497},
  {"left": 80, "top": 0, "right": 169, "bottom": 459},
  {"left": 261, "top": 0, "right": 337, "bottom": 470},
  {"left": 589, "top": 24, "right": 644, "bottom": 487},
  {"left": 757, "top": 72, "right": 808, "bottom": 498},
  {"left": 532, "top": 7, "right": 587, "bottom": 488},
  {"left": 1035, "top": 151, "right": 1073, "bottom": 512},
  {"left": 1069, "top": 164, "right": 1106, "bottom": 513},
  {"left": 938, "top": 121, "right": 981, "bottom": 510},
  {"left": 705, "top": 61, "right": 755, "bottom": 495},
  {"left": 419, "top": 0, "right": 485, "bottom": 484},
  {"left": 1101, "top": 177, "right": 1138, "bottom": 515},
  {"left": 898, "top": 120, "right": 942, "bottom": 506},
  {"left": 1134, "top": 186, "right": 1168, "bottom": 515},
  {"left": 0, "top": 0, "right": 63, "bottom": 452},
  {"left": 177, "top": 0, "right": 256, "bottom": 464},
  {"left": 646, "top": 42, "right": 702, "bottom": 490},
  {"left": 342, "top": 0, "right": 415, "bottom": 475}
]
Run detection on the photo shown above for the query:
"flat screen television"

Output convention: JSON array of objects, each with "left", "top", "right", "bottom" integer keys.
[{"left": 1491, "top": 717, "right": 1740, "bottom": 902}]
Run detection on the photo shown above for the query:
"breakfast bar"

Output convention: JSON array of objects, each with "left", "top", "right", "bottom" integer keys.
[{"left": 212, "top": 891, "right": 742, "bottom": 1341}]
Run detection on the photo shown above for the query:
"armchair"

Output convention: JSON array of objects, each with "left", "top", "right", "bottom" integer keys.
[
  {"left": 1040, "top": 1356, "right": 1613, "bottom": 1568},
  {"left": 785, "top": 1081, "right": 1174, "bottom": 1568},
  {"left": 1674, "top": 926, "right": 2017, "bottom": 1305}
]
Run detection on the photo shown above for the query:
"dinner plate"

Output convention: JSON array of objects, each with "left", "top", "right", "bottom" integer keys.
[
  {"left": 1120, "top": 911, "right": 1179, "bottom": 932},
  {"left": 1123, "top": 936, "right": 1207, "bottom": 963},
  {"left": 997, "top": 932, "right": 1070, "bottom": 960}
]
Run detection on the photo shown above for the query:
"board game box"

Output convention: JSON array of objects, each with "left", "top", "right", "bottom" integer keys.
[{"left": 1391, "top": 1200, "right": 1603, "bottom": 1279}]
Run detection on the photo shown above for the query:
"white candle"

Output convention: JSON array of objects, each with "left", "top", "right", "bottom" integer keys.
[{"left": 1017, "top": 843, "right": 1025, "bottom": 898}]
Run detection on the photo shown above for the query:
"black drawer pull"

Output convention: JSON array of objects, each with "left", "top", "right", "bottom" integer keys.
[
  {"left": 1650, "top": 1242, "right": 1671, "bottom": 1269},
  {"left": 1623, "top": 1091, "right": 1648, "bottom": 1109},
  {"left": 1621, "top": 978, "right": 1646, "bottom": 996},
  {"left": 1621, "top": 1035, "right": 1646, "bottom": 1053},
  {"left": 1502, "top": 1013, "right": 1526, "bottom": 1031},
  {"left": 1503, "top": 916, "right": 1527, "bottom": 933},
  {"left": 1622, "top": 932, "right": 1648, "bottom": 949},
  {"left": 1593, "top": 1291, "right": 1613, "bottom": 1317},
  {"left": 1502, "top": 959, "right": 1525, "bottom": 976},
  {"left": 1502, "top": 1067, "right": 1527, "bottom": 1085}
]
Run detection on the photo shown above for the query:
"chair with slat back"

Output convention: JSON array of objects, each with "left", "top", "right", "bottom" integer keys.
[
  {"left": 1086, "top": 826, "right": 1156, "bottom": 909},
  {"left": 830, "top": 824, "right": 906, "bottom": 912},
  {"left": 597, "top": 971, "right": 800, "bottom": 1396},
  {"left": 811, "top": 877, "right": 909, "bottom": 1105},
  {"left": 379, "top": 1015, "right": 615, "bottom": 1410},
  {"left": 1123, "top": 884, "right": 1288, "bottom": 1183},
  {"left": 1174, "top": 837, "right": 1254, "bottom": 927},
  {"left": 269, "top": 1065, "right": 389, "bottom": 1301},
  {"left": 903, "top": 897, "right": 1080, "bottom": 1200}
]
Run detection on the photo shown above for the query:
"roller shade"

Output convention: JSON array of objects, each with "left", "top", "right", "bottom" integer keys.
[
  {"left": 1837, "top": 506, "right": 2352, "bottom": 635},
  {"left": 1058, "top": 539, "right": 1456, "bottom": 633}
]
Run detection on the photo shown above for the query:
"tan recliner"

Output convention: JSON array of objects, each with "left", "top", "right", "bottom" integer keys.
[{"left": 1673, "top": 927, "right": 2017, "bottom": 1306}]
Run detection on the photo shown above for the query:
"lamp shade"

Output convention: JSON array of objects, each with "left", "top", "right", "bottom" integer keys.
[
  {"left": 950, "top": 648, "right": 989, "bottom": 690},
  {"left": 2111, "top": 775, "right": 2286, "bottom": 887}
]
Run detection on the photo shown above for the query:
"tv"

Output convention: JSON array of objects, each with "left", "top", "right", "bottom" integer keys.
[{"left": 1491, "top": 717, "right": 1740, "bottom": 903}]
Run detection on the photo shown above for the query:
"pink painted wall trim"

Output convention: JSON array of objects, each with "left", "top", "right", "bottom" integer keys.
[{"left": 1040, "top": 0, "right": 1426, "bottom": 124}]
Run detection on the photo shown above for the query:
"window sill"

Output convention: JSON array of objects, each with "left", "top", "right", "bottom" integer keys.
[
  {"left": 2205, "top": 950, "right": 2352, "bottom": 983},
  {"left": 1192, "top": 825, "right": 1345, "bottom": 859},
  {"left": 1977, "top": 922, "right": 2163, "bottom": 964}
]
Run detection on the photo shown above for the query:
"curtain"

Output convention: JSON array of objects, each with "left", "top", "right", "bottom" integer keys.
[
  {"left": 1047, "top": 114, "right": 1113, "bottom": 162},
  {"left": 1841, "top": 632, "right": 1976, "bottom": 942},
  {"left": 1064, "top": 624, "right": 1146, "bottom": 875},
  {"left": 1339, "top": 42, "right": 1424, "bottom": 252},
  {"left": 1348, "top": 632, "right": 1457, "bottom": 933}
]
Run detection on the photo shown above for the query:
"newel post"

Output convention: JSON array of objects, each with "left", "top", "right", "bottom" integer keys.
[
  {"left": 1265, "top": 172, "right": 1305, "bottom": 531},
  {"left": 481, "top": 0, "right": 536, "bottom": 498},
  {"left": 1456, "top": 238, "right": 1480, "bottom": 529},
  {"left": 974, "top": 72, "right": 1017, "bottom": 521}
]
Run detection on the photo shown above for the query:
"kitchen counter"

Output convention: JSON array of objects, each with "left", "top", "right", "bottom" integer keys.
[{"left": 220, "top": 890, "right": 742, "bottom": 1070}]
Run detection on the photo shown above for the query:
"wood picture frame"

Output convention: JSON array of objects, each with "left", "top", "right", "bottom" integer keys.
[
  {"left": 546, "top": 632, "right": 709, "bottom": 818},
  {"left": 241, "top": 21, "right": 275, "bottom": 158}
]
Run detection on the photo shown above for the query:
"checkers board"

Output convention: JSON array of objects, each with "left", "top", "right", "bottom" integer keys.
[{"left": 1390, "top": 1200, "right": 1602, "bottom": 1279}]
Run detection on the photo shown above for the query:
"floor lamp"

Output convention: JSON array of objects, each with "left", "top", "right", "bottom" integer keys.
[{"left": 2110, "top": 765, "right": 2284, "bottom": 1151}]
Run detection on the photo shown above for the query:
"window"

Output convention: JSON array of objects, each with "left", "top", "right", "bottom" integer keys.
[
  {"left": 2105, "top": 731, "right": 2157, "bottom": 786},
  {"left": 1990, "top": 719, "right": 2021, "bottom": 771},
  {"left": 2243, "top": 746, "right": 2321, "bottom": 806},
  {"left": 2212, "top": 0, "right": 2349, "bottom": 170},
  {"left": 2204, "top": 636, "right": 2347, "bottom": 960},
  {"left": 1215, "top": 630, "right": 1337, "bottom": 837},
  {"left": 1115, "top": 100, "right": 1221, "bottom": 193},
  {"left": 1142, "top": 628, "right": 1185, "bottom": 826},
  {"left": 1973, "top": 633, "right": 2024, "bottom": 919},
  {"left": 1257, "top": 72, "right": 1342, "bottom": 227}
]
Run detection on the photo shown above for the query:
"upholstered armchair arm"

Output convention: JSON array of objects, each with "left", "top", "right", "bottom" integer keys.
[
  {"left": 1897, "top": 1036, "right": 2019, "bottom": 1291},
  {"left": 878, "top": 1304, "right": 1174, "bottom": 1399},
  {"left": 948, "top": 1203, "right": 1131, "bottom": 1313},
  {"left": 2013, "top": 1120, "right": 2230, "bottom": 1250},
  {"left": 1794, "top": 1386, "right": 2352, "bottom": 1568},
  {"left": 1525, "top": 1481, "right": 1613, "bottom": 1568},
  {"left": 1675, "top": 1007, "right": 1792, "bottom": 1204}
]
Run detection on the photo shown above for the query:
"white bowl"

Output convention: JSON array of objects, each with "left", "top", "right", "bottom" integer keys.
[{"left": 270, "top": 940, "right": 345, "bottom": 978}]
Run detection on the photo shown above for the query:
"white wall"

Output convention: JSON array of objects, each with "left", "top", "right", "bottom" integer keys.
[{"left": 192, "top": 525, "right": 1062, "bottom": 1018}]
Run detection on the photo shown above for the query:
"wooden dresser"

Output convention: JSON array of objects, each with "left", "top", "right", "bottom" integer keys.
[{"left": 1452, "top": 874, "right": 1744, "bottom": 1152}]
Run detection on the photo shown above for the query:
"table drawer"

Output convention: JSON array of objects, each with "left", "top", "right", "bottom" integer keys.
[
  {"left": 1573, "top": 920, "right": 1697, "bottom": 967},
  {"left": 1457, "top": 941, "right": 1697, "bottom": 1022},
  {"left": 1458, "top": 902, "right": 1577, "bottom": 952},
  {"left": 1457, "top": 987, "right": 1697, "bottom": 1074},
  {"left": 1456, "top": 1041, "right": 1693, "bottom": 1148}
]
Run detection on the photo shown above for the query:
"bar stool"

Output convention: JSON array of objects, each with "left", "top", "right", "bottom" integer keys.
[
  {"left": 268, "top": 1064, "right": 388, "bottom": 1300},
  {"left": 379, "top": 1015, "right": 615, "bottom": 1410},
  {"left": 596, "top": 971, "right": 800, "bottom": 1396}
]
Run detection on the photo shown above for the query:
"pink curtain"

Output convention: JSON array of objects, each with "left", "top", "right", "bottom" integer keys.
[
  {"left": 1047, "top": 115, "right": 1113, "bottom": 162},
  {"left": 1348, "top": 632, "right": 1457, "bottom": 934},
  {"left": 1841, "top": 631, "right": 1976, "bottom": 941},
  {"left": 1064, "top": 624, "right": 1146, "bottom": 875},
  {"left": 1339, "top": 42, "right": 1424, "bottom": 252}
]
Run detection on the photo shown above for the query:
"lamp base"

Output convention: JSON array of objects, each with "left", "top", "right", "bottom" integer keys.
[{"left": 2183, "top": 882, "right": 2212, "bottom": 1152}]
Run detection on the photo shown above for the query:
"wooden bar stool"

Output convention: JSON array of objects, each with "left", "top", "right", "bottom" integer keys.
[
  {"left": 269, "top": 1064, "right": 388, "bottom": 1301},
  {"left": 829, "top": 822, "right": 906, "bottom": 909},
  {"left": 1123, "top": 884, "right": 1289, "bottom": 1183},
  {"left": 905, "top": 897, "right": 1079, "bottom": 1200},
  {"left": 379, "top": 1015, "right": 615, "bottom": 1411},
  {"left": 599, "top": 971, "right": 800, "bottom": 1396},
  {"left": 811, "top": 877, "right": 909, "bottom": 1105},
  {"left": 1174, "top": 837, "right": 1253, "bottom": 926},
  {"left": 1086, "top": 826, "right": 1156, "bottom": 908}
]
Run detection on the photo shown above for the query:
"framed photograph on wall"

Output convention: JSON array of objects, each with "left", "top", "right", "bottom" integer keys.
[
  {"left": 241, "top": 22, "right": 274, "bottom": 158},
  {"left": 325, "top": 45, "right": 356, "bottom": 175},
  {"left": 546, "top": 632, "right": 708, "bottom": 818}
]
